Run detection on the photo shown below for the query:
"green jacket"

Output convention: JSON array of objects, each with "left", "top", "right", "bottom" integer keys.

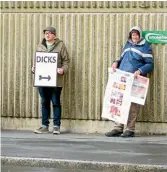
[{"left": 36, "top": 38, "right": 70, "bottom": 87}]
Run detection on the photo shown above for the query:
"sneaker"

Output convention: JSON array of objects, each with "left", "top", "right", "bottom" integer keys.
[
  {"left": 34, "top": 127, "right": 49, "bottom": 134},
  {"left": 121, "top": 130, "right": 135, "bottom": 138},
  {"left": 53, "top": 127, "right": 60, "bottom": 135},
  {"left": 105, "top": 129, "right": 123, "bottom": 137}
]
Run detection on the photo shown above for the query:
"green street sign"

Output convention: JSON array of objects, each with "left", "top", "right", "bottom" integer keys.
[{"left": 142, "top": 31, "right": 167, "bottom": 44}]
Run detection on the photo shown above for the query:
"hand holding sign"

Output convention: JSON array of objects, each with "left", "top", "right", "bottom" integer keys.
[
  {"left": 57, "top": 68, "right": 64, "bottom": 75},
  {"left": 111, "top": 62, "right": 118, "bottom": 72},
  {"left": 134, "top": 70, "right": 141, "bottom": 78},
  {"left": 31, "top": 66, "right": 35, "bottom": 74}
]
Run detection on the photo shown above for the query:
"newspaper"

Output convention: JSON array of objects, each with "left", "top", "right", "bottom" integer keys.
[
  {"left": 101, "top": 68, "right": 134, "bottom": 125},
  {"left": 131, "top": 75, "right": 149, "bottom": 105},
  {"left": 102, "top": 68, "right": 150, "bottom": 124}
]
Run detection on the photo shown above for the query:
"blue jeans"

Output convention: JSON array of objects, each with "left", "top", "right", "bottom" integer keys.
[{"left": 38, "top": 87, "right": 62, "bottom": 128}]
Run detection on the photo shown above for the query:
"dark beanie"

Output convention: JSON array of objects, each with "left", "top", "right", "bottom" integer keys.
[{"left": 43, "top": 26, "right": 56, "bottom": 35}]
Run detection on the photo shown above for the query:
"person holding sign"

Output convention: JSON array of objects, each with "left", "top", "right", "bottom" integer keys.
[
  {"left": 105, "top": 26, "right": 154, "bottom": 138},
  {"left": 32, "top": 26, "right": 70, "bottom": 134}
]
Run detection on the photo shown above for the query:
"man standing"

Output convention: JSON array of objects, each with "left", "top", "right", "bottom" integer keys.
[
  {"left": 32, "top": 26, "right": 70, "bottom": 134},
  {"left": 105, "top": 26, "right": 154, "bottom": 138}
]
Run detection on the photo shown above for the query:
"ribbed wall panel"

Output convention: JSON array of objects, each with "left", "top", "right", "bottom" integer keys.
[
  {"left": 1, "top": 12, "right": 167, "bottom": 122},
  {"left": 1, "top": 1, "right": 167, "bottom": 12}
]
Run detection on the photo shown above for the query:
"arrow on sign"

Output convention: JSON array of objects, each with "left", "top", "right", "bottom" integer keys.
[{"left": 39, "top": 75, "right": 51, "bottom": 81}]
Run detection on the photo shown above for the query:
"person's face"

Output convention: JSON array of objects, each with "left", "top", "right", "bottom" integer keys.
[
  {"left": 131, "top": 32, "right": 140, "bottom": 43},
  {"left": 44, "top": 31, "right": 56, "bottom": 41}
]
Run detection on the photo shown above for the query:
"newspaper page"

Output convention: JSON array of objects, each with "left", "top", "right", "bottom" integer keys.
[
  {"left": 131, "top": 75, "right": 149, "bottom": 105},
  {"left": 102, "top": 68, "right": 134, "bottom": 125}
]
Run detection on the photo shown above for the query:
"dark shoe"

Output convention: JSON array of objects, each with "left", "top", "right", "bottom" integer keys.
[
  {"left": 34, "top": 127, "right": 49, "bottom": 134},
  {"left": 53, "top": 127, "right": 60, "bottom": 135},
  {"left": 105, "top": 129, "right": 123, "bottom": 137},
  {"left": 121, "top": 130, "right": 135, "bottom": 138}
]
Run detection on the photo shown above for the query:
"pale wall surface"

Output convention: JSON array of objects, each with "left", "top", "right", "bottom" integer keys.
[
  {"left": 1, "top": 2, "right": 167, "bottom": 129},
  {"left": 1, "top": 117, "right": 167, "bottom": 135}
]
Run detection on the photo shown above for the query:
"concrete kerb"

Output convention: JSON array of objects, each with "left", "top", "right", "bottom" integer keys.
[{"left": 1, "top": 156, "right": 167, "bottom": 172}]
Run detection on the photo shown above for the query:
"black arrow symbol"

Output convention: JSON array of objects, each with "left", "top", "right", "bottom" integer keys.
[{"left": 39, "top": 75, "right": 51, "bottom": 81}]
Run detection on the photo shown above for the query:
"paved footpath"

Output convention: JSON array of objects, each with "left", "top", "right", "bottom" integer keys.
[{"left": 1, "top": 130, "right": 167, "bottom": 172}]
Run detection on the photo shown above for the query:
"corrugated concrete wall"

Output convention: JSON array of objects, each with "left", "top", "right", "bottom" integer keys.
[{"left": 1, "top": 1, "right": 167, "bottom": 123}]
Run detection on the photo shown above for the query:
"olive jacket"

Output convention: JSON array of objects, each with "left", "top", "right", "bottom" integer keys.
[{"left": 35, "top": 38, "right": 70, "bottom": 87}]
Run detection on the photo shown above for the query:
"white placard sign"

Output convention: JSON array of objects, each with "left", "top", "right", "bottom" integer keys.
[{"left": 34, "top": 52, "right": 58, "bottom": 87}]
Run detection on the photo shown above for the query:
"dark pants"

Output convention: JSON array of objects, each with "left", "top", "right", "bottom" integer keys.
[{"left": 38, "top": 87, "right": 62, "bottom": 128}]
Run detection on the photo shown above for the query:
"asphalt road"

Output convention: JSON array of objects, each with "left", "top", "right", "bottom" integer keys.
[
  {"left": 1, "top": 130, "right": 167, "bottom": 166},
  {"left": 1, "top": 130, "right": 167, "bottom": 172}
]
